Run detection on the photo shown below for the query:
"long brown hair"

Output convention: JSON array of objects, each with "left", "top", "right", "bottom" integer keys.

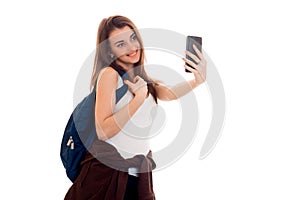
[{"left": 90, "top": 15, "right": 159, "bottom": 104}]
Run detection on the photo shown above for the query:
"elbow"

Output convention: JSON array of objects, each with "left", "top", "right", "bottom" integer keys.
[
  {"left": 166, "top": 88, "right": 178, "bottom": 101},
  {"left": 96, "top": 119, "right": 120, "bottom": 140},
  {"left": 164, "top": 96, "right": 176, "bottom": 101},
  {"left": 166, "top": 92, "right": 177, "bottom": 101},
  {"left": 96, "top": 130, "right": 108, "bottom": 141},
  {"left": 95, "top": 121, "right": 110, "bottom": 141},
  {"left": 158, "top": 92, "right": 177, "bottom": 101},
  {"left": 169, "top": 93, "right": 177, "bottom": 101},
  {"left": 97, "top": 133, "right": 108, "bottom": 141}
]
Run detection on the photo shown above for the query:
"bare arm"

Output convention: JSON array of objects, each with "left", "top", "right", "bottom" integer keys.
[
  {"left": 154, "top": 79, "right": 201, "bottom": 101},
  {"left": 95, "top": 67, "right": 146, "bottom": 140},
  {"left": 154, "top": 44, "right": 207, "bottom": 101}
]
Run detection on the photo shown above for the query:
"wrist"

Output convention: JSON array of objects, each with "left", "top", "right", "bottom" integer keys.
[
  {"left": 134, "top": 92, "right": 146, "bottom": 101},
  {"left": 191, "top": 79, "right": 200, "bottom": 88}
]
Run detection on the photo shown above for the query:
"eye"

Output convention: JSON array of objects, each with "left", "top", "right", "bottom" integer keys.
[
  {"left": 116, "top": 42, "right": 125, "bottom": 48},
  {"left": 131, "top": 34, "right": 137, "bottom": 41}
]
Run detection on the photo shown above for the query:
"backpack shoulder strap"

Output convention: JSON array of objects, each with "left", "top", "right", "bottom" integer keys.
[{"left": 110, "top": 65, "right": 129, "bottom": 104}]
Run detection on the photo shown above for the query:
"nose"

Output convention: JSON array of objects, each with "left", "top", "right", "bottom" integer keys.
[
  {"left": 129, "top": 38, "right": 140, "bottom": 51},
  {"left": 127, "top": 42, "right": 137, "bottom": 53}
]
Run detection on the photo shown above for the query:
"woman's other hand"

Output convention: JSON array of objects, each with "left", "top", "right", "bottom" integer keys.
[{"left": 123, "top": 75, "right": 148, "bottom": 99}]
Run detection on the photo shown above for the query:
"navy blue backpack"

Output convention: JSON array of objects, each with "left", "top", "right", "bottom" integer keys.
[{"left": 60, "top": 66, "right": 129, "bottom": 182}]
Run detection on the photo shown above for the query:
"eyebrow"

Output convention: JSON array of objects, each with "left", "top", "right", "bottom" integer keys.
[{"left": 114, "top": 33, "right": 136, "bottom": 45}]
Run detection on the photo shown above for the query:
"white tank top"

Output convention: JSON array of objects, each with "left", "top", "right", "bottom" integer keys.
[{"left": 95, "top": 68, "right": 158, "bottom": 176}]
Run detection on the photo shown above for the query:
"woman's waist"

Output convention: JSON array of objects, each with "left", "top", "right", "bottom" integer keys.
[
  {"left": 105, "top": 136, "right": 150, "bottom": 159},
  {"left": 85, "top": 139, "right": 155, "bottom": 172}
]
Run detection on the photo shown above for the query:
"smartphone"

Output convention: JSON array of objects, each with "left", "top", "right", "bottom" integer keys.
[{"left": 185, "top": 36, "right": 202, "bottom": 73}]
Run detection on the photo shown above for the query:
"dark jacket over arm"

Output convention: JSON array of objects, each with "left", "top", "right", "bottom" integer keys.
[{"left": 64, "top": 140, "right": 156, "bottom": 200}]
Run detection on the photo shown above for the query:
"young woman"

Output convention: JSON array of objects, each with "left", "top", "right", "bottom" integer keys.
[{"left": 64, "top": 15, "right": 206, "bottom": 200}]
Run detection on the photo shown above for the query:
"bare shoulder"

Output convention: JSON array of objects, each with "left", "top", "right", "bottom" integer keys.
[
  {"left": 98, "top": 66, "right": 118, "bottom": 83},
  {"left": 99, "top": 66, "right": 118, "bottom": 79},
  {"left": 96, "top": 66, "right": 119, "bottom": 91}
]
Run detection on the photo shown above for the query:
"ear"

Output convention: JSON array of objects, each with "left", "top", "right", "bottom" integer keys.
[{"left": 109, "top": 52, "right": 114, "bottom": 59}]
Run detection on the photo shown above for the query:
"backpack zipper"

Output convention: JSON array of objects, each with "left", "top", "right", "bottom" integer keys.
[{"left": 66, "top": 136, "right": 74, "bottom": 150}]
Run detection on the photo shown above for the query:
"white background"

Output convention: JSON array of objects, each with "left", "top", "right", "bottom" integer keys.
[{"left": 1, "top": 0, "right": 300, "bottom": 199}]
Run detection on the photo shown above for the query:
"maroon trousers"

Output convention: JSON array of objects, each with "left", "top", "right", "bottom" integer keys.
[{"left": 64, "top": 140, "right": 156, "bottom": 200}]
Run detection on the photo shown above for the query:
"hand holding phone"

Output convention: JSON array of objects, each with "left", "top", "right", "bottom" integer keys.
[{"left": 185, "top": 36, "right": 202, "bottom": 73}]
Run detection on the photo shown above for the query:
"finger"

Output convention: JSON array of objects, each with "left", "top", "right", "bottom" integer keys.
[
  {"left": 192, "top": 44, "right": 205, "bottom": 61},
  {"left": 185, "top": 50, "right": 201, "bottom": 64},
  {"left": 133, "top": 75, "right": 141, "bottom": 83},
  {"left": 123, "top": 79, "right": 133, "bottom": 87},
  {"left": 184, "top": 65, "right": 198, "bottom": 74},
  {"left": 136, "top": 76, "right": 147, "bottom": 86},
  {"left": 137, "top": 78, "right": 147, "bottom": 87},
  {"left": 182, "top": 57, "right": 197, "bottom": 68}
]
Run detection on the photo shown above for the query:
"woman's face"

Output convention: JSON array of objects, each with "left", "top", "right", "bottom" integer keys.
[{"left": 108, "top": 26, "right": 141, "bottom": 66}]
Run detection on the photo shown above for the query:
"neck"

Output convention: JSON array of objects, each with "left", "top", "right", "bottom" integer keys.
[{"left": 115, "top": 61, "right": 135, "bottom": 81}]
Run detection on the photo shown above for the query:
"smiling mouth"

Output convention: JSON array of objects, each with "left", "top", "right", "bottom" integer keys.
[{"left": 127, "top": 50, "right": 138, "bottom": 57}]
